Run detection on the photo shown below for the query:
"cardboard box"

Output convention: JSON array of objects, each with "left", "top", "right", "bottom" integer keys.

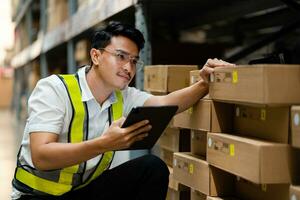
[
  {"left": 0, "top": 76, "right": 13, "bottom": 108},
  {"left": 160, "top": 148, "right": 175, "bottom": 167},
  {"left": 209, "top": 65, "right": 300, "bottom": 105},
  {"left": 173, "top": 152, "right": 234, "bottom": 196},
  {"left": 167, "top": 166, "right": 190, "bottom": 200},
  {"left": 190, "top": 70, "right": 201, "bottom": 85},
  {"left": 191, "top": 189, "right": 207, "bottom": 200},
  {"left": 207, "top": 132, "right": 291, "bottom": 184},
  {"left": 144, "top": 65, "right": 197, "bottom": 93},
  {"left": 173, "top": 99, "right": 233, "bottom": 132},
  {"left": 291, "top": 106, "right": 300, "bottom": 148},
  {"left": 206, "top": 197, "right": 239, "bottom": 200},
  {"left": 234, "top": 105, "right": 290, "bottom": 143},
  {"left": 75, "top": 39, "right": 90, "bottom": 65},
  {"left": 290, "top": 185, "right": 300, "bottom": 200},
  {"left": 166, "top": 167, "right": 190, "bottom": 200},
  {"left": 235, "top": 177, "right": 289, "bottom": 200},
  {"left": 166, "top": 188, "right": 190, "bottom": 200},
  {"left": 47, "top": 0, "right": 69, "bottom": 31},
  {"left": 191, "top": 130, "right": 207, "bottom": 157},
  {"left": 158, "top": 127, "right": 190, "bottom": 152}
]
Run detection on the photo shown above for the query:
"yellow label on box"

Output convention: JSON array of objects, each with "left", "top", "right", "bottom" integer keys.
[
  {"left": 229, "top": 144, "right": 235, "bottom": 156},
  {"left": 189, "top": 163, "right": 194, "bottom": 174},
  {"left": 232, "top": 70, "right": 238, "bottom": 84},
  {"left": 260, "top": 109, "right": 266, "bottom": 120},
  {"left": 188, "top": 107, "right": 193, "bottom": 114},
  {"left": 261, "top": 184, "right": 267, "bottom": 192}
]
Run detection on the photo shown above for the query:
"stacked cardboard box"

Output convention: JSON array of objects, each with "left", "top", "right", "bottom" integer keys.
[
  {"left": 167, "top": 167, "right": 190, "bottom": 200},
  {"left": 290, "top": 185, "right": 300, "bottom": 199},
  {"left": 0, "top": 68, "right": 13, "bottom": 108},
  {"left": 75, "top": 39, "right": 91, "bottom": 66},
  {"left": 171, "top": 70, "right": 236, "bottom": 199},
  {"left": 47, "top": 0, "right": 69, "bottom": 32},
  {"left": 144, "top": 65, "right": 197, "bottom": 199},
  {"left": 207, "top": 64, "right": 300, "bottom": 200}
]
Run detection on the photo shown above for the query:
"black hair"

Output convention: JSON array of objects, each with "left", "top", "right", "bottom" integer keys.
[{"left": 91, "top": 21, "right": 145, "bottom": 51}]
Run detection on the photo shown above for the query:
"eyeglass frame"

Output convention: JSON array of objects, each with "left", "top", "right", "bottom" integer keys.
[{"left": 97, "top": 48, "right": 144, "bottom": 71}]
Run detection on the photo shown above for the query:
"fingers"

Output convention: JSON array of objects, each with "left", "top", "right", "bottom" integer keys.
[
  {"left": 123, "top": 119, "right": 150, "bottom": 133},
  {"left": 205, "top": 58, "right": 235, "bottom": 68},
  {"left": 113, "top": 117, "right": 126, "bottom": 126}
]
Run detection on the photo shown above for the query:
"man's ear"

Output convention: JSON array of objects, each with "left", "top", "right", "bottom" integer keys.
[{"left": 90, "top": 48, "right": 100, "bottom": 66}]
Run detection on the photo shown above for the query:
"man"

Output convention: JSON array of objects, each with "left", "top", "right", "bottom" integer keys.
[{"left": 12, "top": 21, "right": 234, "bottom": 200}]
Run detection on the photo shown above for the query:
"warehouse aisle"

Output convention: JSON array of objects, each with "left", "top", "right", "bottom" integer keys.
[{"left": 0, "top": 109, "right": 22, "bottom": 200}]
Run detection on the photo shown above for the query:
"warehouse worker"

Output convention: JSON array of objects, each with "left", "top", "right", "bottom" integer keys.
[{"left": 12, "top": 21, "right": 234, "bottom": 200}]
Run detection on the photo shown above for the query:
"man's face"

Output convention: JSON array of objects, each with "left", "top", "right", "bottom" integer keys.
[{"left": 95, "top": 36, "right": 140, "bottom": 90}]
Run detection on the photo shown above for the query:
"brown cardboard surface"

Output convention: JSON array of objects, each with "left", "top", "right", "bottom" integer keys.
[
  {"left": 206, "top": 197, "right": 239, "bottom": 200},
  {"left": 191, "top": 130, "right": 207, "bottom": 157},
  {"left": 144, "top": 65, "right": 197, "bottom": 93},
  {"left": 291, "top": 106, "right": 300, "bottom": 148},
  {"left": 209, "top": 65, "right": 300, "bottom": 105},
  {"left": 207, "top": 132, "right": 291, "bottom": 184},
  {"left": 173, "top": 152, "right": 234, "bottom": 196},
  {"left": 190, "top": 70, "right": 201, "bottom": 85},
  {"left": 190, "top": 189, "right": 207, "bottom": 200},
  {"left": 235, "top": 177, "right": 289, "bottom": 200},
  {"left": 173, "top": 100, "right": 233, "bottom": 132},
  {"left": 158, "top": 127, "right": 190, "bottom": 152},
  {"left": 166, "top": 188, "right": 190, "bottom": 200},
  {"left": 160, "top": 147, "right": 174, "bottom": 167},
  {"left": 234, "top": 105, "right": 290, "bottom": 143},
  {"left": 290, "top": 185, "right": 300, "bottom": 200},
  {"left": 168, "top": 166, "right": 189, "bottom": 191},
  {"left": 0, "top": 77, "right": 13, "bottom": 108}
]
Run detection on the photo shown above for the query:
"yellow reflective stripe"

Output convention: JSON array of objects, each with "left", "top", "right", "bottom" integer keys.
[
  {"left": 62, "top": 75, "right": 85, "bottom": 143},
  {"left": 76, "top": 151, "right": 114, "bottom": 189},
  {"left": 113, "top": 90, "right": 123, "bottom": 120},
  {"left": 76, "top": 91, "right": 123, "bottom": 190},
  {"left": 59, "top": 168, "right": 76, "bottom": 185},
  {"left": 58, "top": 75, "right": 84, "bottom": 186},
  {"left": 16, "top": 167, "right": 72, "bottom": 196}
]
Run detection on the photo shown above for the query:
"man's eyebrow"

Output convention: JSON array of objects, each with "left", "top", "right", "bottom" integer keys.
[{"left": 116, "top": 49, "right": 139, "bottom": 59}]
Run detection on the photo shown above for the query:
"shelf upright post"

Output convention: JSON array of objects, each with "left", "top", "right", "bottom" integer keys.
[
  {"left": 67, "top": 0, "right": 77, "bottom": 74},
  {"left": 132, "top": 0, "right": 152, "bottom": 158},
  {"left": 135, "top": 1, "right": 152, "bottom": 90},
  {"left": 40, "top": 0, "right": 48, "bottom": 78}
]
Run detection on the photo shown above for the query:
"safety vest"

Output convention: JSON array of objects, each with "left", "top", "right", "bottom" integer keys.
[{"left": 13, "top": 74, "right": 123, "bottom": 196}]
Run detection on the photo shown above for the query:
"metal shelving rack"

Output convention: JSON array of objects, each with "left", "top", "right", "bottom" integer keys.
[{"left": 10, "top": 0, "right": 300, "bottom": 164}]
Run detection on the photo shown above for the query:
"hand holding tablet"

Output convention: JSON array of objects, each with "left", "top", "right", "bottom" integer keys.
[{"left": 121, "top": 105, "right": 178, "bottom": 150}]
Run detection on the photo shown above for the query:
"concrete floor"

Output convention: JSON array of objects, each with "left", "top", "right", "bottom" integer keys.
[{"left": 0, "top": 109, "right": 23, "bottom": 200}]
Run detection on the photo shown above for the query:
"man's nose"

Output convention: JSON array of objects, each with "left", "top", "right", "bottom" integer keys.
[{"left": 123, "top": 61, "right": 136, "bottom": 72}]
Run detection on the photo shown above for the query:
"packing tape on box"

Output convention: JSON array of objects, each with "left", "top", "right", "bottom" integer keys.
[{"left": 291, "top": 194, "right": 297, "bottom": 200}]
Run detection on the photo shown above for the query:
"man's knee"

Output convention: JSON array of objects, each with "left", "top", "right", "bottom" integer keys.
[{"left": 141, "top": 154, "right": 170, "bottom": 178}]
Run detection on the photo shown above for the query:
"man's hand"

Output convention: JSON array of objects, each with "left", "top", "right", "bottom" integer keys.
[
  {"left": 100, "top": 117, "right": 152, "bottom": 150},
  {"left": 200, "top": 58, "right": 235, "bottom": 83}
]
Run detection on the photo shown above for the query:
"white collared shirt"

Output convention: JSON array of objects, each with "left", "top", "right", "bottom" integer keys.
[{"left": 12, "top": 66, "right": 152, "bottom": 199}]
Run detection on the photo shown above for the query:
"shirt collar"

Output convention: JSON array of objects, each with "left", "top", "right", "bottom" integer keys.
[{"left": 78, "top": 66, "right": 118, "bottom": 105}]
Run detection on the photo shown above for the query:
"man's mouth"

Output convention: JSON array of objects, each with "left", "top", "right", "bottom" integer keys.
[{"left": 117, "top": 72, "right": 131, "bottom": 81}]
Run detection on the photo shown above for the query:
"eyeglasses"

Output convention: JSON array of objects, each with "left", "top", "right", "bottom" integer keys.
[{"left": 98, "top": 48, "right": 144, "bottom": 71}]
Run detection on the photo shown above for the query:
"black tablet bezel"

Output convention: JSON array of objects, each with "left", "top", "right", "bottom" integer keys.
[{"left": 120, "top": 105, "right": 178, "bottom": 150}]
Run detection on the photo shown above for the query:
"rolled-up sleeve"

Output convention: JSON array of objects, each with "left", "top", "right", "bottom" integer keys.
[
  {"left": 122, "top": 87, "right": 153, "bottom": 116},
  {"left": 26, "top": 76, "right": 66, "bottom": 135}
]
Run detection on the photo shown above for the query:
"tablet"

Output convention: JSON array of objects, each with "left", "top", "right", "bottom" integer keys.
[{"left": 121, "top": 105, "right": 178, "bottom": 150}]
